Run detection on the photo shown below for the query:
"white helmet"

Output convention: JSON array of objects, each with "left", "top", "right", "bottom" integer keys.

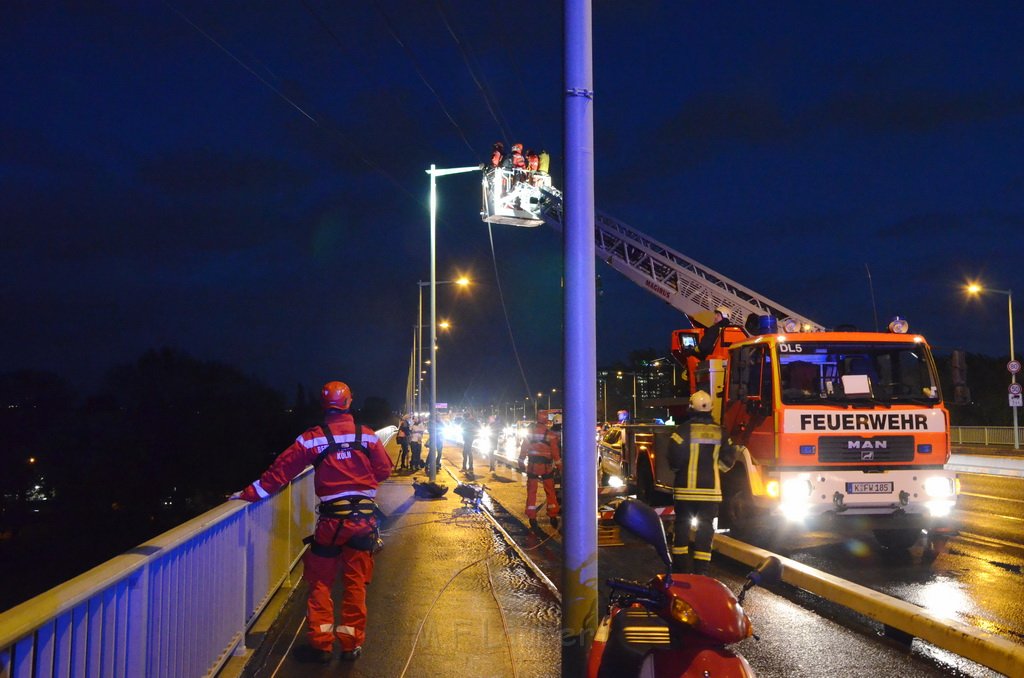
[
  {"left": 689, "top": 390, "right": 712, "bottom": 412},
  {"left": 715, "top": 305, "right": 731, "bottom": 318}
]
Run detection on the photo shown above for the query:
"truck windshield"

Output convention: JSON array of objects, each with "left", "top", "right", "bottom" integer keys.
[{"left": 778, "top": 341, "right": 941, "bottom": 406}]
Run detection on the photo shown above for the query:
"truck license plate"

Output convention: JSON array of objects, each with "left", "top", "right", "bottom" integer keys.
[{"left": 847, "top": 482, "right": 893, "bottom": 494}]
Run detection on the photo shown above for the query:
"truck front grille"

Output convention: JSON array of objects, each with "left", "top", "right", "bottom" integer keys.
[{"left": 817, "top": 436, "right": 915, "bottom": 462}]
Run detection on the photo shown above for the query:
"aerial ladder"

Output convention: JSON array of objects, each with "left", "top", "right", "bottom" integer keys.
[
  {"left": 481, "top": 167, "right": 823, "bottom": 331},
  {"left": 481, "top": 169, "right": 957, "bottom": 548}
]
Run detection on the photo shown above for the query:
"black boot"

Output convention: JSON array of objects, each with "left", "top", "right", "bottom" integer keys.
[
  {"left": 672, "top": 555, "right": 691, "bottom": 574},
  {"left": 292, "top": 645, "right": 332, "bottom": 664}
]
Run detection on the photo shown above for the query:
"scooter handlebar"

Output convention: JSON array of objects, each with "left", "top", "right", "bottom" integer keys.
[{"left": 606, "top": 578, "right": 654, "bottom": 598}]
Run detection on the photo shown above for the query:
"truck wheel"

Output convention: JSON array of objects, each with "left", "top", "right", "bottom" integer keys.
[
  {"left": 873, "top": 528, "right": 922, "bottom": 550},
  {"left": 721, "top": 486, "right": 756, "bottom": 536}
]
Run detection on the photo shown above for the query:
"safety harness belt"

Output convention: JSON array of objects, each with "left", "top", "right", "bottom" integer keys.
[
  {"left": 313, "top": 416, "right": 365, "bottom": 469},
  {"left": 305, "top": 417, "right": 384, "bottom": 556}
]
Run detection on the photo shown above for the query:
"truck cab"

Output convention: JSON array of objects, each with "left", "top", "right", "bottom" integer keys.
[
  {"left": 719, "top": 331, "right": 957, "bottom": 548},
  {"left": 597, "top": 423, "right": 678, "bottom": 505}
]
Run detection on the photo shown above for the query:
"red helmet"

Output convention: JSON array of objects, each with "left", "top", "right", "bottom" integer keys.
[{"left": 321, "top": 381, "right": 353, "bottom": 411}]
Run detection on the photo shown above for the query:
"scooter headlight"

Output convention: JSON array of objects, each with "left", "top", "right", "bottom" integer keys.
[{"left": 669, "top": 597, "right": 699, "bottom": 627}]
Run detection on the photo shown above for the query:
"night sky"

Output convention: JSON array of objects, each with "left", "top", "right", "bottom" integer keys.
[{"left": 3, "top": 2, "right": 1022, "bottom": 410}]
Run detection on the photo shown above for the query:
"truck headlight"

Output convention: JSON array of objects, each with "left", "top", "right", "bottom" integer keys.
[
  {"left": 779, "top": 478, "right": 812, "bottom": 521},
  {"left": 926, "top": 500, "right": 955, "bottom": 518},
  {"left": 924, "top": 476, "right": 956, "bottom": 498},
  {"left": 782, "top": 478, "right": 813, "bottom": 499}
]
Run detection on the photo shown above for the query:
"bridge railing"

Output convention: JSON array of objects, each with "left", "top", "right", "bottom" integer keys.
[
  {"left": 0, "top": 426, "right": 396, "bottom": 678},
  {"left": 951, "top": 426, "right": 1018, "bottom": 447}
]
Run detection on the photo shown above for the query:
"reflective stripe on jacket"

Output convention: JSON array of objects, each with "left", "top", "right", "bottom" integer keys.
[
  {"left": 668, "top": 417, "right": 731, "bottom": 502},
  {"left": 240, "top": 412, "right": 393, "bottom": 502},
  {"left": 518, "top": 422, "right": 561, "bottom": 466}
]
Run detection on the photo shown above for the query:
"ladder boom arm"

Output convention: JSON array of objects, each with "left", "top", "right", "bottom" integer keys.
[{"left": 538, "top": 187, "right": 823, "bottom": 331}]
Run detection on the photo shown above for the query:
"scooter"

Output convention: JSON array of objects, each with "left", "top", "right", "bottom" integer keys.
[{"left": 587, "top": 498, "right": 782, "bottom": 677}]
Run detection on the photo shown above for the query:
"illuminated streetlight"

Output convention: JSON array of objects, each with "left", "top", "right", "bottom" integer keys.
[
  {"left": 426, "top": 164, "right": 481, "bottom": 481},
  {"left": 616, "top": 370, "right": 638, "bottom": 417},
  {"left": 965, "top": 282, "right": 1018, "bottom": 449},
  {"left": 415, "top": 278, "right": 469, "bottom": 418}
]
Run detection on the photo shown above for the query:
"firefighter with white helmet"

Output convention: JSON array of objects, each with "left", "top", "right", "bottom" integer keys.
[
  {"left": 230, "top": 381, "right": 392, "bottom": 663},
  {"left": 666, "top": 390, "right": 737, "bottom": 574}
]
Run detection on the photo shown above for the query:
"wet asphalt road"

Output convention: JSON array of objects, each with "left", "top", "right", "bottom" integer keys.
[
  {"left": 755, "top": 471, "right": 1024, "bottom": 654},
  {"left": 443, "top": 443, "right": 1006, "bottom": 677}
]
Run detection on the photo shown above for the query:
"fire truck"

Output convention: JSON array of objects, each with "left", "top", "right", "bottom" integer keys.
[{"left": 483, "top": 167, "right": 958, "bottom": 549}]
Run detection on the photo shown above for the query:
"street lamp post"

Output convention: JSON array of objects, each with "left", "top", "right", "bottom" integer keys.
[
  {"left": 426, "top": 164, "right": 481, "bottom": 481},
  {"left": 617, "top": 370, "right": 637, "bottom": 419},
  {"left": 416, "top": 278, "right": 468, "bottom": 416},
  {"left": 966, "top": 283, "right": 1019, "bottom": 449}
]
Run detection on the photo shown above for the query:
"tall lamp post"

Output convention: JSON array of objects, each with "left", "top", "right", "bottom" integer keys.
[
  {"left": 426, "top": 164, "right": 481, "bottom": 481},
  {"left": 966, "top": 283, "right": 1019, "bottom": 449},
  {"left": 417, "top": 277, "right": 469, "bottom": 415},
  {"left": 617, "top": 370, "right": 637, "bottom": 418}
]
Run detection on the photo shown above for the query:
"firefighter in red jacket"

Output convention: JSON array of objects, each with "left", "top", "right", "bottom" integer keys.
[
  {"left": 518, "top": 411, "right": 561, "bottom": 529},
  {"left": 230, "top": 381, "right": 392, "bottom": 663}
]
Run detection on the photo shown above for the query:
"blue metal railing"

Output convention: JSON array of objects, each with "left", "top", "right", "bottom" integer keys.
[{"left": 0, "top": 426, "right": 395, "bottom": 678}]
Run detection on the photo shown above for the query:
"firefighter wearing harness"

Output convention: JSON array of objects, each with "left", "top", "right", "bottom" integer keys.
[
  {"left": 230, "top": 381, "right": 392, "bottom": 664},
  {"left": 667, "top": 390, "right": 737, "bottom": 575},
  {"left": 518, "top": 410, "right": 561, "bottom": 529}
]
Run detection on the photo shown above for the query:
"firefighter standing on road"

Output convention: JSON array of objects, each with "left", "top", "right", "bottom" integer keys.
[
  {"left": 230, "top": 381, "right": 392, "bottom": 664},
  {"left": 667, "top": 390, "right": 737, "bottom": 574},
  {"left": 518, "top": 411, "right": 561, "bottom": 529}
]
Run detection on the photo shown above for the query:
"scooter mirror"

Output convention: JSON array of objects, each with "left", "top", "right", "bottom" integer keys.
[
  {"left": 747, "top": 556, "right": 783, "bottom": 587},
  {"left": 614, "top": 499, "right": 672, "bottom": 571}
]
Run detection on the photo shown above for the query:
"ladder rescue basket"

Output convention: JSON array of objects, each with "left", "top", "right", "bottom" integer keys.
[{"left": 481, "top": 167, "right": 545, "bottom": 227}]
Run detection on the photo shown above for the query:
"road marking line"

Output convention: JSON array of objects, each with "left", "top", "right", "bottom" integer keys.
[
  {"left": 957, "top": 507, "right": 1024, "bottom": 523},
  {"left": 956, "top": 531, "right": 1024, "bottom": 551},
  {"left": 958, "top": 490, "right": 1024, "bottom": 505}
]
